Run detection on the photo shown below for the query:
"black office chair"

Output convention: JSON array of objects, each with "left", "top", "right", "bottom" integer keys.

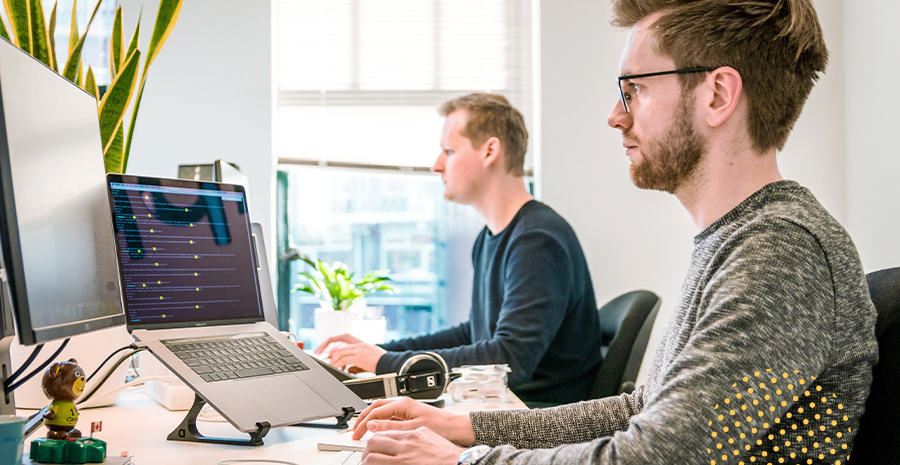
[
  {"left": 850, "top": 267, "right": 900, "bottom": 465},
  {"left": 589, "top": 290, "right": 661, "bottom": 399}
]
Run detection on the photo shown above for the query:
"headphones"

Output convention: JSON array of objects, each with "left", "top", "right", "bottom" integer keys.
[{"left": 342, "top": 352, "right": 450, "bottom": 401}]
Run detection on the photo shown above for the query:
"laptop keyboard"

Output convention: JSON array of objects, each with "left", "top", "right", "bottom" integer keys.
[
  {"left": 162, "top": 332, "right": 309, "bottom": 382},
  {"left": 327, "top": 451, "right": 362, "bottom": 465}
]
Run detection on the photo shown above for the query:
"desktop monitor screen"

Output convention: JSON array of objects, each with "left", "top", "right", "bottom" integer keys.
[{"left": 0, "top": 39, "right": 125, "bottom": 346}]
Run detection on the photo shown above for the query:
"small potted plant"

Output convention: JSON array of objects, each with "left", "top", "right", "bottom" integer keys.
[{"left": 290, "top": 254, "right": 397, "bottom": 345}]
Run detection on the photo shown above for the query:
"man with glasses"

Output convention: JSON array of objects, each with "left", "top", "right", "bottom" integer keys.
[{"left": 339, "top": 1, "right": 878, "bottom": 464}]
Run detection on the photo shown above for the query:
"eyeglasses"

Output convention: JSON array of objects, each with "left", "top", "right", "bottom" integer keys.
[{"left": 617, "top": 67, "right": 714, "bottom": 113}]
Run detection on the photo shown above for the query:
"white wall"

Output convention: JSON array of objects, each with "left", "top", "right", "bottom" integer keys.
[
  {"left": 538, "top": 0, "right": 855, "bottom": 384},
  {"left": 845, "top": 0, "right": 900, "bottom": 272},
  {"left": 118, "top": 0, "right": 275, "bottom": 249}
]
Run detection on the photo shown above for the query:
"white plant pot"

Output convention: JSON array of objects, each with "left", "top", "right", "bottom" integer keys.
[{"left": 314, "top": 305, "right": 363, "bottom": 348}]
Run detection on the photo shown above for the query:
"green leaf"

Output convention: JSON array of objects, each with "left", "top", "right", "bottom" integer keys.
[
  {"left": 61, "top": 0, "right": 103, "bottom": 83},
  {"left": 298, "top": 271, "right": 319, "bottom": 284},
  {"left": 97, "top": 48, "right": 140, "bottom": 154},
  {"left": 290, "top": 284, "right": 316, "bottom": 295},
  {"left": 6, "top": 0, "right": 30, "bottom": 52},
  {"left": 124, "top": 7, "right": 140, "bottom": 63},
  {"left": 47, "top": 1, "right": 57, "bottom": 71},
  {"left": 319, "top": 261, "right": 336, "bottom": 283},
  {"left": 0, "top": 12, "right": 10, "bottom": 42},
  {"left": 144, "top": 0, "right": 182, "bottom": 71},
  {"left": 109, "top": 5, "right": 122, "bottom": 75},
  {"left": 66, "top": 0, "right": 77, "bottom": 53},
  {"left": 103, "top": 124, "right": 124, "bottom": 173},
  {"left": 83, "top": 65, "right": 98, "bottom": 99},
  {"left": 28, "top": 0, "right": 50, "bottom": 66}
]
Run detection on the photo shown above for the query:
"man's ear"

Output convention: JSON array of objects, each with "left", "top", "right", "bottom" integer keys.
[
  {"left": 705, "top": 66, "right": 743, "bottom": 128},
  {"left": 482, "top": 136, "right": 503, "bottom": 168}
]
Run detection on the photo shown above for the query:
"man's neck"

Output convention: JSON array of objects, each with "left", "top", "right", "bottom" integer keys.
[
  {"left": 676, "top": 147, "right": 783, "bottom": 231},
  {"left": 472, "top": 178, "right": 534, "bottom": 235}
]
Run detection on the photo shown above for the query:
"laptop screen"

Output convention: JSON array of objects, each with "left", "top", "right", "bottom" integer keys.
[{"left": 106, "top": 175, "right": 264, "bottom": 329}]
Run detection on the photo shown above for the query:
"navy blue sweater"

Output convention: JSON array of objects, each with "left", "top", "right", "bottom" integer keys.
[{"left": 375, "top": 201, "right": 603, "bottom": 404}]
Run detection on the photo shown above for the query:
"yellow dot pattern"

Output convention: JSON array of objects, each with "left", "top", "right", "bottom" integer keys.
[{"left": 707, "top": 370, "right": 851, "bottom": 465}]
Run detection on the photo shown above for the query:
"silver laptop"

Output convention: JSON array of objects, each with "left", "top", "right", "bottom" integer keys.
[{"left": 106, "top": 174, "right": 366, "bottom": 432}]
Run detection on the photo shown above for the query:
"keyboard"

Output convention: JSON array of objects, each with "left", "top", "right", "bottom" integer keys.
[
  {"left": 327, "top": 451, "right": 362, "bottom": 465},
  {"left": 162, "top": 332, "right": 310, "bottom": 382}
]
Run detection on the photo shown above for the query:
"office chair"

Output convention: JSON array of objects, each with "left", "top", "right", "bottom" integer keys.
[
  {"left": 590, "top": 290, "right": 661, "bottom": 399},
  {"left": 850, "top": 267, "right": 900, "bottom": 465}
]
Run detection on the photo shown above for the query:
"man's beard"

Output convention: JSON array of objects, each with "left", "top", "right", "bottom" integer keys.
[{"left": 627, "top": 96, "right": 707, "bottom": 194}]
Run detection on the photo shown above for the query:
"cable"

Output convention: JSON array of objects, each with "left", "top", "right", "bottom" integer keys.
[
  {"left": 86, "top": 343, "right": 138, "bottom": 383},
  {"left": 4, "top": 338, "right": 69, "bottom": 394},
  {"left": 76, "top": 347, "right": 147, "bottom": 404},
  {"left": 3, "top": 343, "right": 44, "bottom": 388},
  {"left": 218, "top": 460, "right": 300, "bottom": 465}
]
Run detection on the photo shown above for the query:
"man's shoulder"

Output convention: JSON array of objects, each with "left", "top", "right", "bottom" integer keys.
[{"left": 511, "top": 201, "right": 576, "bottom": 236}]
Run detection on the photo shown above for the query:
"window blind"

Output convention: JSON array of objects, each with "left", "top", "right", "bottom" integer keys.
[{"left": 275, "top": 0, "right": 533, "bottom": 169}]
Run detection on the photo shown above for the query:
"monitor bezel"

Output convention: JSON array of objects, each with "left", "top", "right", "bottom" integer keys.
[
  {"left": 0, "top": 42, "right": 126, "bottom": 345},
  {"left": 106, "top": 173, "right": 266, "bottom": 331}
]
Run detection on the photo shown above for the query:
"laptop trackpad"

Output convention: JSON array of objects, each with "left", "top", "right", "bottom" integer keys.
[{"left": 237, "top": 375, "right": 335, "bottom": 422}]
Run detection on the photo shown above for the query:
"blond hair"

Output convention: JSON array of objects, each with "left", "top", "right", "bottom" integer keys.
[{"left": 439, "top": 93, "right": 528, "bottom": 176}]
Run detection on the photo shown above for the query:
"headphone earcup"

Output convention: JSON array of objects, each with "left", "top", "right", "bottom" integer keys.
[{"left": 397, "top": 352, "right": 449, "bottom": 399}]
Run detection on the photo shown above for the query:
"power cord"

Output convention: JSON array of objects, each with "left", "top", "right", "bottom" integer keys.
[
  {"left": 77, "top": 347, "right": 147, "bottom": 404},
  {"left": 86, "top": 343, "right": 139, "bottom": 383},
  {"left": 3, "top": 343, "right": 44, "bottom": 388},
  {"left": 4, "top": 339, "right": 69, "bottom": 394}
]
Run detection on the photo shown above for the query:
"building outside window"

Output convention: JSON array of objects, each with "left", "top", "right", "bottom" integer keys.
[{"left": 274, "top": 0, "right": 533, "bottom": 347}]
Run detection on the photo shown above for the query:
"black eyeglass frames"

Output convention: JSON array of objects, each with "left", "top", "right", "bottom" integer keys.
[{"left": 617, "top": 67, "right": 715, "bottom": 113}]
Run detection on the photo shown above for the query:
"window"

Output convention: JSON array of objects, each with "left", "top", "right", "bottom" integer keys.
[{"left": 275, "top": 0, "right": 533, "bottom": 346}]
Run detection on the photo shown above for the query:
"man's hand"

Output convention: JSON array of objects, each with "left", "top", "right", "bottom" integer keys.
[
  {"left": 352, "top": 397, "right": 476, "bottom": 446},
  {"left": 328, "top": 342, "right": 386, "bottom": 373},
  {"left": 361, "top": 427, "right": 466, "bottom": 465},
  {"left": 315, "top": 333, "right": 364, "bottom": 355}
]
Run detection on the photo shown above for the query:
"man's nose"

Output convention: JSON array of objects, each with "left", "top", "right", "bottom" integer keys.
[
  {"left": 607, "top": 98, "right": 631, "bottom": 130},
  {"left": 431, "top": 153, "right": 445, "bottom": 173}
]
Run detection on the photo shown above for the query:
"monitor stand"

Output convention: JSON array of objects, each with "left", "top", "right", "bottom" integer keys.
[{"left": 1, "top": 334, "right": 16, "bottom": 415}]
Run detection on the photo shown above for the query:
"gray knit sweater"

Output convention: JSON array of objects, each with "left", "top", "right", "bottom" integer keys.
[{"left": 469, "top": 181, "right": 878, "bottom": 464}]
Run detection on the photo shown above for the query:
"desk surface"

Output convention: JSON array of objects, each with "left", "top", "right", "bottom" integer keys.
[{"left": 19, "top": 388, "right": 526, "bottom": 464}]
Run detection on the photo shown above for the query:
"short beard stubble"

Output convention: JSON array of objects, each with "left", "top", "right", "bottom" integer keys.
[{"left": 627, "top": 93, "right": 707, "bottom": 194}]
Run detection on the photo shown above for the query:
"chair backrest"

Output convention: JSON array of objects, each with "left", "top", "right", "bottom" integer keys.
[
  {"left": 851, "top": 267, "right": 900, "bottom": 465},
  {"left": 589, "top": 290, "right": 661, "bottom": 399}
]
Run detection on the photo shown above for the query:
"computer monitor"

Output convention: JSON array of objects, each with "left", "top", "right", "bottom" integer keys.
[{"left": 0, "top": 39, "right": 126, "bottom": 413}]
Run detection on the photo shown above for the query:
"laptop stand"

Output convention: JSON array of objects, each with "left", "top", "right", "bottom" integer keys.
[
  {"left": 168, "top": 393, "right": 271, "bottom": 446},
  {"left": 294, "top": 406, "right": 356, "bottom": 429}
]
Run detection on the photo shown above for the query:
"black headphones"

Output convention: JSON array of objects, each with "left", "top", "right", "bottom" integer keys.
[{"left": 342, "top": 352, "right": 450, "bottom": 400}]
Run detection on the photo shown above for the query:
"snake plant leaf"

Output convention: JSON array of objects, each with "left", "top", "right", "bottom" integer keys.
[
  {"left": 109, "top": 5, "right": 122, "bottom": 75},
  {"left": 144, "top": 0, "right": 182, "bottom": 71},
  {"left": 97, "top": 47, "right": 139, "bottom": 155},
  {"left": 124, "top": 7, "right": 140, "bottom": 62},
  {"left": 47, "top": 1, "right": 57, "bottom": 71},
  {"left": 0, "top": 20, "right": 9, "bottom": 43},
  {"left": 103, "top": 124, "right": 124, "bottom": 173},
  {"left": 120, "top": 0, "right": 181, "bottom": 173},
  {"left": 62, "top": 0, "right": 102, "bottom": 83},
  {"left": 66, "top": 0, "right": 77, "bottom": 52},
  {"left": 83, "top": 65, "right": 98, "bottom": 99},
  {"left": 5, "top": 0, "right": 30, "bottom": 52},
  {"left": 28, "top": 0, "right": 50, "bottom": 66}
]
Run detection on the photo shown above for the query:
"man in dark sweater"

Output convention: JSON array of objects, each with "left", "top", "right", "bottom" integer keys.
[
  {"left": 344, "top": 1, "right": 879, "bottom": 464},
  {"left": 318, "top": 93, "right": 603, "bottom": 405}
]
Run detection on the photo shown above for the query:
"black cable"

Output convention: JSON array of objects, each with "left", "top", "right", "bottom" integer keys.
[
  {"left": 3, "top": 343, "right": 44, "bottom": 388},
  {"left": 86, "top": 343, "right": 138, "bottom": 383},
  {"left": 4, "top": 338, "right": 69, "bottom": 394},
  {"left": 77, "top": 347, "right": 147, "bottom": 404}
]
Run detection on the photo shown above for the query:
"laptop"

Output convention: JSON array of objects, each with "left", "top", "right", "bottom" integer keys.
[{"left": 106, "top": 174, "right": 367, "bottom": 433}]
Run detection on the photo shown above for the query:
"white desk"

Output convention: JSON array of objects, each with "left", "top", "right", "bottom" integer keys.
[{"left": 19, "top": 388, "right": 527, "bottom": 464}]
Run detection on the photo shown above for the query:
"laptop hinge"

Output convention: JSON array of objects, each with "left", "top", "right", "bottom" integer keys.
[{"left": 167, "top": 393, "right": 270, "bottom": 446}]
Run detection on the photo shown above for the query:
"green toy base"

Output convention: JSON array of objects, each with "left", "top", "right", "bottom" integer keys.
[{"left": 29, "top": 438, "right": 107, "bottom": 463}]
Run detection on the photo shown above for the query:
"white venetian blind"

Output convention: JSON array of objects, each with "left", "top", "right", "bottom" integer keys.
[{"left": 275, "top": 0, "right": 533, "bottom": 169}]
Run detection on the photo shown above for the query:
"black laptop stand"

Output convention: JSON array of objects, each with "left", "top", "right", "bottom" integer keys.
[{"left": 168, "top": 393, "right": 271, "bottom": 446}]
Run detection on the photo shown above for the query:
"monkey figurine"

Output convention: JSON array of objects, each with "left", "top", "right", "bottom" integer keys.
[{"left": 41, "top": 358, "right": 86, "bottom": 440}]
